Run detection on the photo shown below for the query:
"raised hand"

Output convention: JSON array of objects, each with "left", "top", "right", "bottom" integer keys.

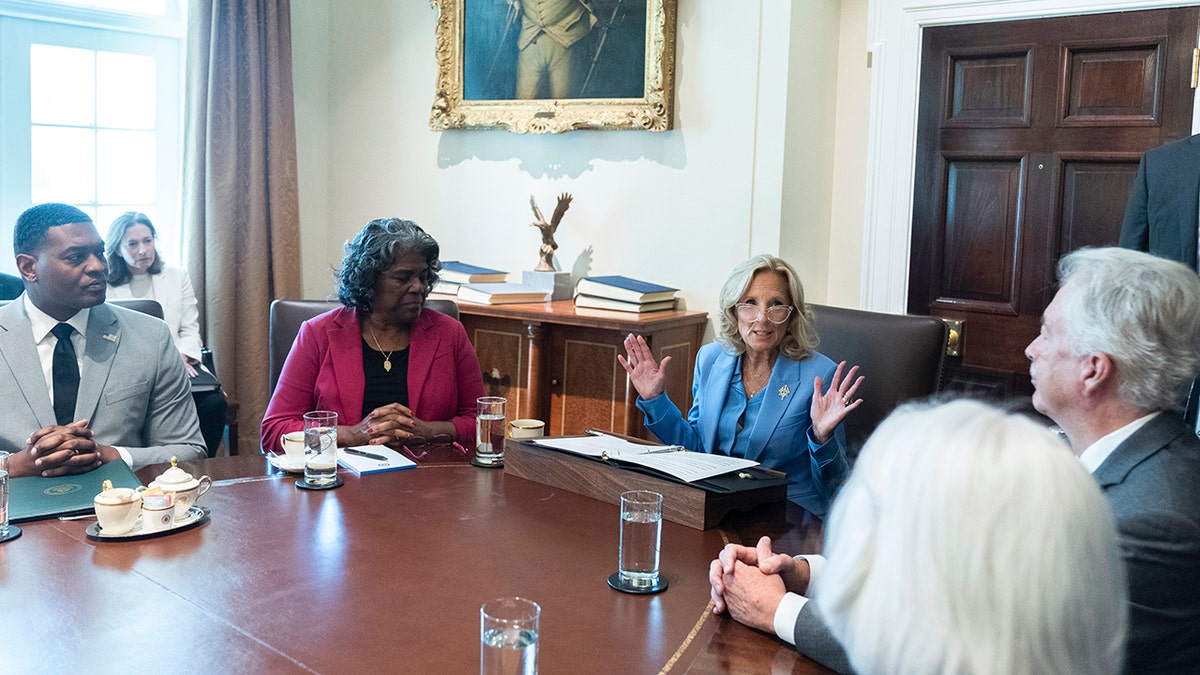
[
  {"left": 617, "top": 333, "right": 672, "bottom": 400},
  {"left": 810, "top": 361, "right": 864, "bottom": 444}
]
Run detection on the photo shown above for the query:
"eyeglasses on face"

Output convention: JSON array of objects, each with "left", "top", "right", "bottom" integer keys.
[
  {"left": 401, "top": 433, "right": 467, "bottom": 460},
  {"left": 734, "top": 303, "right": 794, "bottom": 324}
]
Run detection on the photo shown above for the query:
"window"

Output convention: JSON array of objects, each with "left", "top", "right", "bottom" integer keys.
[{"left": 0, "top": 1, "right": 184, "bottom": 274}]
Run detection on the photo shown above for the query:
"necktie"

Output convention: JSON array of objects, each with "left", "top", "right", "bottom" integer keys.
[{"left": 51, "top": 323, "right": 79, "bottom": 426}]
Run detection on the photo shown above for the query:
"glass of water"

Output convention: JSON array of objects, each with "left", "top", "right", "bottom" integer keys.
[
  {"left": 474, "top": 396, "right": 507, "bottom": 467},
  {"left": 0, "top": 451, "right": 9, "bottom": 538},
  {"left": 618, "top": 490, "right": 664, "bottom": 590},
  {"left": 303, "top": 410, "right": 339, "bottom": 486},
  {"left": 480, "top": 596, "right": 539, "bottom": 675}
]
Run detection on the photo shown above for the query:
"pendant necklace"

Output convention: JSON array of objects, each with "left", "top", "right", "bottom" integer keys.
[{"left": 366, "top": 323, "right": 395, "bottom": 373}]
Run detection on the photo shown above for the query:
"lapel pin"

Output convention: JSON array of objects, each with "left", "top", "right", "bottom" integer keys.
[
  {"left": 778, "top": 384, "right": 789, "bottom": 400},
  {"left": 102, "top": 333, "right": 118, "bottom": 342}
]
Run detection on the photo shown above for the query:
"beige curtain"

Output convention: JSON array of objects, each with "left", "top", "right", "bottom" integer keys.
[{"left": 183, "top": 0, "right": 301, "bottom": 454}]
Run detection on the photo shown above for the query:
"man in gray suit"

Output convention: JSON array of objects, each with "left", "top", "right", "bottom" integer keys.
[
  {"left": 1, "top": 203, "right": 205, "bottom": 478},
  {"left": 711, "top": 247, "right": 1200, "bottom": 674}
]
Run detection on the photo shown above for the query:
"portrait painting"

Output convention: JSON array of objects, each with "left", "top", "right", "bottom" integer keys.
[{"left": 430, "top": 0, "right": 677, "bottom": 133}]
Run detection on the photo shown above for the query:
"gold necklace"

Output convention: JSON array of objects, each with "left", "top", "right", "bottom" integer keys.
[
  {"left": 366, "top": 323, "right": 395, "bottom": 373},
  {"left": 743, "top": 364, "right": 771, "bottom": 398}
]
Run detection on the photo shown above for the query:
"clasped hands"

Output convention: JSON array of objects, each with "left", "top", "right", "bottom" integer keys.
[
  {"left": 709, "top": 536, "right": 811, "bottom": 634},
  {"left": 11, "top": 420, "right": 112, "bottom": 478},
  {"left": 348, "top": 403, "right": 425, "bottom": 448}
]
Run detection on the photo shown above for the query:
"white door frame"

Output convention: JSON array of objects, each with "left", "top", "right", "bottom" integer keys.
[{"left": 861, "top": 0, "right": 1200, "bottom": 312}]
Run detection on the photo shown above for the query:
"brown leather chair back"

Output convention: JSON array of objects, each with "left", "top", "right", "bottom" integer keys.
[
  {"left": 809, "top": 303, "right": 948, "bottom": 453},
  {"left": 269, "top": 298, "right": 460, "bottom": 394}
]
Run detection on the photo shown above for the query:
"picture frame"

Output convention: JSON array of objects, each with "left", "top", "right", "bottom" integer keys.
[{"left": 430, "top": 0, "right": 677, "bottom": 133}]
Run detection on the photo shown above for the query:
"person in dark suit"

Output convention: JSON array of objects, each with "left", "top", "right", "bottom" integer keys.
[
  {"left": 0, "top": 271, "right": 23, "bottom": 300},
  {"left": 710, "top": 247, "right": 1200, "bottom": 674},
  {"left": 1120, "top": 133, "right": 1200, "bottom": 270},
  {"left": 0, "top": 203, "right": 205, "bottom": 478}
]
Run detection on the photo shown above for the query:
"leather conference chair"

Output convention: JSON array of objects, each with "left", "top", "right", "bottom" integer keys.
[
  {"left": 268, "top": 298, "right": 461, "bottom": 395},
  {"left": 808, "top": 303, "right": 949, "bottom": 455}
]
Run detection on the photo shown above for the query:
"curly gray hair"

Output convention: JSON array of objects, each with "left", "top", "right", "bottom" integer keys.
[{"left": 335, "top": 218, "right": 441, "bottom": 313}]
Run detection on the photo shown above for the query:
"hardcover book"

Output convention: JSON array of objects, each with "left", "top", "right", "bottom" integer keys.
[
  {"left": 440, "top": 261, "right": 508, "bottom": 284},
  {"left": 574, "top": 294, "right": 676, "bottom": 313},
  {"left": 575, "top": 276, "right": 678, "bottom": 304},
  {"left": 457, "top": 282, "right": 550, "bottom": 305}
]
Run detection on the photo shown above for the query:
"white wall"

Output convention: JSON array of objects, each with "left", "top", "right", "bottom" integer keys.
[{"left": 291, "top": 0, "right": 872, "bottom": 332}]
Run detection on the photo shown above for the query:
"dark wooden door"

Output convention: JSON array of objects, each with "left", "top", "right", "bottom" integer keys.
[{"left": 909, "top": 8, "right": 1199, "bottom": 397}]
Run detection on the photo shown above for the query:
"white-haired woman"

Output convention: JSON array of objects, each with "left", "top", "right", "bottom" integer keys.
[{"left": 620, "top": 255, "right": 862, "bottom": 516}]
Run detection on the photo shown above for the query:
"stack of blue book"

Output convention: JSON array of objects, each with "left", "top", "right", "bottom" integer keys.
[{"left": 574, "top": 276, "right": 678, "bottom": 313}]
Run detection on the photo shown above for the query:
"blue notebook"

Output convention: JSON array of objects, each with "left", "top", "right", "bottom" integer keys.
[
  {"left": 440, "top": 261, "right": 508, "bottom": 284},
  {"left": 575, "top": 276, "right": 678, "bottom": 304},
  {"left": 337, "top": 446, "right": 417, "bottom": 476}
]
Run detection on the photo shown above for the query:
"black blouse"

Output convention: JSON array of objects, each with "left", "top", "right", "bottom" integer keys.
[{"left": 362, "top": 338, "right": 409, "bottom": 417}]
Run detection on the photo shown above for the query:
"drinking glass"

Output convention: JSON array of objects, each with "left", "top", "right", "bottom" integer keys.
[
  {"left": 480, "top": 596, "right": 539, "bottom": 675},
  {"left": 303, "top": 410, "right": 339, "bottom": 486},
  {"left": 619, "top": 490, "right": 663, "bottom": 589},
  {"left": 0, "top": 451, "right": 9, "bottom": 538},
  {"left": 474, "top": 397, "right": 507, "bottom": 466}
]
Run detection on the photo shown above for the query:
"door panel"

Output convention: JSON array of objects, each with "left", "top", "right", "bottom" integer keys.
[{"left": 910, "top": 8, "right": 1199, "bottom": 397}]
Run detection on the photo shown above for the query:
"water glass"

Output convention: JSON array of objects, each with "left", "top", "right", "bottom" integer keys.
[
  {"left": 475, "top": 397, "right": 507, "bottom": 466},
  {"left": 303, "top": 410, "right": 339, "bottom": 486},
  {"left": 619, "top": 490, "right": 663, "bottom": 589},
  {"left": 0, "top": 451, "right": 9, "bottom": 538},
  {"left": 480, "top": 596, "right": 539, "bottom": 675}
]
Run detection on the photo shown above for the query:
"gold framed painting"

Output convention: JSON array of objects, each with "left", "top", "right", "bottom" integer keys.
[{"left": 430, "top": 0, "right": 677, "bottom": 133}]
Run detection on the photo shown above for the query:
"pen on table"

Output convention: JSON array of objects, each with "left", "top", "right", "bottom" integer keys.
[
  {"left": 585, "top": 428, "right": 659, "bottom": 446},
  {"left": 344, "top": 447, "right": 386, "bottom": 461}
]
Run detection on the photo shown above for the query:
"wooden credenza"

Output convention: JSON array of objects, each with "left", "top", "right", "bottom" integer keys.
[{"left": 457, "top": 300, "right": 708, "bottom": 439}]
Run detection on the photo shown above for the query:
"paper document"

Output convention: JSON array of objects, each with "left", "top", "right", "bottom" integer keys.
[
  {"left": 337, "top": 446, "right": 417, "bottom": 476},
  {"left": 531, "top": 436, "right": 758, "bottom": 482}
]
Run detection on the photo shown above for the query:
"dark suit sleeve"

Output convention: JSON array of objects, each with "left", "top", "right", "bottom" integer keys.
[
  {"left": 793, "top": 602, "right": 854, "bottom": 674},
  {"left": 1120, "top": 154, "right": 1150, "bottom": 252}
]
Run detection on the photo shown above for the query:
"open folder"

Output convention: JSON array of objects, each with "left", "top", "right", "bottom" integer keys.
[
  {"left": 9, "top": 459, "right": 143, "bottom": 523},
  {"left": 531, "top": 435, "right": 760, "bottom": 483}
]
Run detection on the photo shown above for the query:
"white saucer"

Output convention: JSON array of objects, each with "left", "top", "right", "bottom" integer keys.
[{"left": 269, "top": 454, "right": 306, "bottom": 473}]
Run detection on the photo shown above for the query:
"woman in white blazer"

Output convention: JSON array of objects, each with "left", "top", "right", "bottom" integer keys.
[{"left": 105, "top": 212, "right": 225, "bottom": 454}]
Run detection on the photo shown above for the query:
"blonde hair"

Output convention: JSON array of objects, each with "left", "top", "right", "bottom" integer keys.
[{"left": 715, "top": 255, "right": 817, "bottom": 360}]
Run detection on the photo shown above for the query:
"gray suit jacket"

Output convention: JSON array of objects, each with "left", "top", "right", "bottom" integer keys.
[
  {"left": 0, "top": 300, "right": 205, "bottom": 468},
  {"left": 1097, "top": 412, "right": 1200, "bottom": 674},
  {"left": 793, "top": 601, "right": 852, "bottom": 673}
]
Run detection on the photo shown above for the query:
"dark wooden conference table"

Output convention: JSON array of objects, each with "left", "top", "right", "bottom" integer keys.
[{"left": 2, "top": 453, "right": 832, "bottom": 673}]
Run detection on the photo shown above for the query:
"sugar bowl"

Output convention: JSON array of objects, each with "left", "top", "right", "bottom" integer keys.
[
  {"left": 93, "top": 479, "right": 142, "bottom": 535},
  {"left": 148, "top": 457, "right": 212, "bottom": 521}
]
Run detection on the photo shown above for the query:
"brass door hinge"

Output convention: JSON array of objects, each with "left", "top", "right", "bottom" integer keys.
[{"left": 1192, "top": 48, "right": 1199, "bottom": 89}]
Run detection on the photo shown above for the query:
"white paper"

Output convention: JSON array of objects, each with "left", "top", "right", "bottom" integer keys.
[
  {"left": 337, "top": 445, "right": 417, "bottom": 475},
  {"left": 531, "top": 436, "right": 758, "bottom": 482}
]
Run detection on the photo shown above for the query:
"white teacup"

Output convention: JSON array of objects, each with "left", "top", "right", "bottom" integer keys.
[
  {"left": 510, "top": 419, "right": 545, "bottom": 439},
  {"left": 93, "top": 487, "right": 142, "bottom": 535},
  {"left": 140, "top": 493, "right": 175, "bottom": 533},
  {"left": 280, "top": 431, "right": 306, "bottom": 466}
]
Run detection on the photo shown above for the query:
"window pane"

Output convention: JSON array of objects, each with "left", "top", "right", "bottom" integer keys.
[
  {"left": 32, "top": 126, "right": 96, "bottom": 204},
  {"left": 97, "top": 51, "right": 156, "bottom": 129},
  {"left": 97, "top": 129, "right": 155, "bottom": 203},
  {"left": 42, "top": 0, "right": 169, "bottom": 16},
  {"left": 31, "top": 44, "right": 95, "bottom": 126}
]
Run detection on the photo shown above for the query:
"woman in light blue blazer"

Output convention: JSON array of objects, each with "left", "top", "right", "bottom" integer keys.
[{"left": 620, "top": 255, "right": 862, "bottom": 517}]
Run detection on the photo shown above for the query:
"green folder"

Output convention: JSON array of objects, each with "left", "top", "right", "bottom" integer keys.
[{"left": 9, "top": 460, "right": 143, "bottom": 523}]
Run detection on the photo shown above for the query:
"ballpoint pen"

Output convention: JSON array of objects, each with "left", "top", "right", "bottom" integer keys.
[{"left": 344, "top": 447, "right": 386, "bottom": 461}]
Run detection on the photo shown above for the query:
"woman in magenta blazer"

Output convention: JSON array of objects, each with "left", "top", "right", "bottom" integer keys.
[{"left": 262, "top": 218, "right": 484, "bottom": 460}]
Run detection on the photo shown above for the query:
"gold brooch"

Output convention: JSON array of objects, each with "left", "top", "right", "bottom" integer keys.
[{"left": 778, "top": 384, "right": 790, "bottom": 400}]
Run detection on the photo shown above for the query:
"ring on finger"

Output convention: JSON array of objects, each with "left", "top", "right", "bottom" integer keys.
[{"left": 843, "top": 396, "right": 851, "bottom": 405}]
